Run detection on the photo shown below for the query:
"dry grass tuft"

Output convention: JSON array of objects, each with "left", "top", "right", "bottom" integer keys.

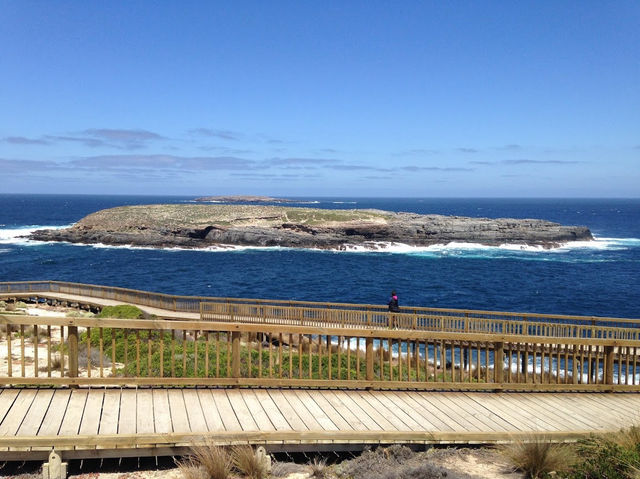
[
  {"left": 232, "top": 444, "right": 268, "bottom": 479},
  {"left": 177, "top": 440, "right": 232, "bottom": 479},
  {"left": 176, "top": 457, "right": 209, "bottom": 479},
  {"left": 309, "top": 456, "right": 329, "bottom": 478},
  {"left": 499, "top": 435, "right": 576, "bottom": 478},
  {"left": 611, "top": 424, "right": 640, "bottom": 452}
]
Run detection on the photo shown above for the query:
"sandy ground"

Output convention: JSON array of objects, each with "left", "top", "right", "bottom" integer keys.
[{"left": 1, "top": 306, "right": 121, "bottom": 379}]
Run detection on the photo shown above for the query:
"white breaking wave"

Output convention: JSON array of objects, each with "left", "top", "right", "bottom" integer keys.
[
  {"left": 1, "top": 225, "right": 637, "bottom": 257},
  {"left": 76, "top": 242, "right": 297, "bottom": 253},
  {"left": 0, "top": 225, "right": 70, "bottom": 246},
  {"left": 336, "top": 237, "right": 636, "bottom": 254}
]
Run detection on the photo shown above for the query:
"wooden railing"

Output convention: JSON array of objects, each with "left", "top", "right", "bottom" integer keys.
[
  {"left": 2, "top": 281, "right": 639, "bottom": 341},
  {"left": 1, "top": 313, "right": 639, "bottom": 391},
  {"left": 200, "top": 302, "right": 640, "bottom": 341}
]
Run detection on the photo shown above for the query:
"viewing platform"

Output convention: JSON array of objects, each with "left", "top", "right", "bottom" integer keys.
[{"left": 0, "top": 281, "right": 639, "bottom": 461}]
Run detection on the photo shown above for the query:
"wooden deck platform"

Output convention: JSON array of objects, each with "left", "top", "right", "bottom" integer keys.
[
  {"left": 1, "top": 387, "right": 638, "bottom": 460},
  {"left": 2, "top": 284, "right": 639, "bottom": 461}
]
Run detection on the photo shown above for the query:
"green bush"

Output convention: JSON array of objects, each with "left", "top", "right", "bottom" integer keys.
[
  {"left": 0, "top": 300, "right": 6, "bottom": 311},
  {"left": 96, "top": 304, "right": 145, "bottom": 319},
  {"left": 569, "top": 430, "right": 640, "bottom": 479}
]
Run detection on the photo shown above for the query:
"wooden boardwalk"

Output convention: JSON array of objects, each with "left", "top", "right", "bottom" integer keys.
[
  {"left": 0, "top": 291, "right": 199, "bottom": 320},
  {"left": 0, "top": 387, "right": 638, "bottom": 460},
  {"left": 2, "top": 283, "right": 640, "bottom": 461}
]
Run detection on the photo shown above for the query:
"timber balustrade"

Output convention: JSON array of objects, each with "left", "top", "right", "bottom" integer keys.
[
  {"left": 200, "top": 302, "right": 640, "bottom": 341},
  {"left": 1, "top": 313, "right": 639, "bottom": 391},
  {"left": 2, "top": 281, "right": 639, "bottom": 341}
]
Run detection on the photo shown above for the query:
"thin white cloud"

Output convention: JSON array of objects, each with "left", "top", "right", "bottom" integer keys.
[
  {"left": 2, "top": 136, "right": 50, "bottom": 145},
  {"left": 263, "top": 157, "right": 342, "bottom": 167},
  {"left": 71, "top": 154, "right": 256, "bottom": 170},
  {"left": 0, "top": 158, "right": 59, "bottom": 171},
  {"left": 472, "top": 159, "right": 585, "bottom": 166},
  {"left": 401, "top": 166, "right": 473, "bottom": 172},
  {"left": 188, "top": 128, "right": 241, "bottom": 140}
]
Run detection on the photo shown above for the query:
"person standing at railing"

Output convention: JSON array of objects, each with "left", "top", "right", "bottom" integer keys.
[
  {"left": 388, "top": 291, "right": 400, "bottom": 312},
  {"left": 388, "top": 290, "right": 400, "bottom": 328}
]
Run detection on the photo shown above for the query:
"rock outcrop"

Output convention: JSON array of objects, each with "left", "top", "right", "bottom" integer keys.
[{"left": 29, "top": 204, "right": 593, "bottom": 249}]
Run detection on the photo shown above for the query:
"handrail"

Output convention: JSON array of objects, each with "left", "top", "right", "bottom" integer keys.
[
  {"left": 1, "top": 280, "right": 638, "bottom": 327},
  {"left": 1, "top": 313, "right": 639, "bottom": 391},
  {"left": 199, "top": 302, "right": 640, "bottom": 341}
]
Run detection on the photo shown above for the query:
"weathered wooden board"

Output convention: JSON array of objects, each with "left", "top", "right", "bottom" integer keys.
[{"left": 0, "top": 387, "right": 636, "bottom": 460}]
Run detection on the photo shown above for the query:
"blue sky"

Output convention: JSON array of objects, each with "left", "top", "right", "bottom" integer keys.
[{"left": 1, "top": 1, "right": 638, "bottom": 197}]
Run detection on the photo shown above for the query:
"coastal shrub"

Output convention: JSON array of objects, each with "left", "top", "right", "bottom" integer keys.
[
  {"left": 271, "top": 461, "right": 306, "bottom": 477},
  {"left": 0, "top": 300, "right": 5, "bottom": 311},
  {"left": 386, "top": 463, "right": 450, "bottom": 479},
  {"left": 335, "top": 445, "right": 459, "bottom": 479},
  {"left": 96, "top": 304, "right": 145, "bottom": 319},
  {"left": 499, "top": 436, "right": 575, "bottom": 478},
  {"left": 77, "top": 343, "right": 112, "bottom": 368},
  {"left": 76, "top": 328, "right": 436, "bottom": 381},
  {"left": 569, "top": 430, "right": 640, "bottom": 479}
]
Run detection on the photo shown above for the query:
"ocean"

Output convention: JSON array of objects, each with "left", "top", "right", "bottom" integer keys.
[{"left": 0, "top": 194, "right": 638, "bottom": 319}]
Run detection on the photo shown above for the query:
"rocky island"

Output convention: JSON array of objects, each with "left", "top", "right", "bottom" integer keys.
[
  {"left": 29, "top": 204, "right": 593, "bottom": 250},
  {"left": 194, "top": 195, "right": 297, "bottom": 203}
]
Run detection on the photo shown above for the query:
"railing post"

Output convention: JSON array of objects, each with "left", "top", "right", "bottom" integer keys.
[
  {"left": 605, "top": 345, "right": 615, "bottom": 385},
  {"left": 232, "top": 331, "right": 241, "bottom": 382},
  {"left": 494, "top": 342, "right": 504, "bottom": 383},
  {"left": 366, "top": 337, "right": 374, "bottom": 381},
  {"left": 572, "top": 344, "right": 579, "bottom": 384},
  {"left": 68, "top": 325, "right": 79, "bottom": 383}
]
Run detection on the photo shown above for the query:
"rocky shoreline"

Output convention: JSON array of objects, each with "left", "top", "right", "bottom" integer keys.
[{"left": 29, "top": 204, "right": 593, "bottom": 250}]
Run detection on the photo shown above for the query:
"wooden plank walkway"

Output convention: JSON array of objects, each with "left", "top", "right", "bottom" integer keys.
[
  {"left": 0, "top": 387, "right": 637, "bottom": 460},
  {"left": 0, "top": 292, "right": 199, "bottom": 320}
]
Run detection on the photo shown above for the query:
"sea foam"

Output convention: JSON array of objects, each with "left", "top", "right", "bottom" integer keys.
[
  {"left": 0, "top": 225, "right": 70, "bottom": 246},
  {"left": 0, "top": 225, "right": 637, "bottom": 258}
]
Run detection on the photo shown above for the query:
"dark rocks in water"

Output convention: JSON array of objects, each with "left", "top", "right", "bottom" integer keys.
[{"left": 29, "top": 204, "right": 594, "bottom": 250}]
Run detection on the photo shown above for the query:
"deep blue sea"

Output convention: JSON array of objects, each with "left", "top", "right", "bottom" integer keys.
[{"left": 0, "top": 195, "right": 638, "bottom": 319}]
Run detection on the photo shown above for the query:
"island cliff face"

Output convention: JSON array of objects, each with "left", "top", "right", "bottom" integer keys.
[{"left": 29, "top": 204, "right": 593, "bottom": 249}]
